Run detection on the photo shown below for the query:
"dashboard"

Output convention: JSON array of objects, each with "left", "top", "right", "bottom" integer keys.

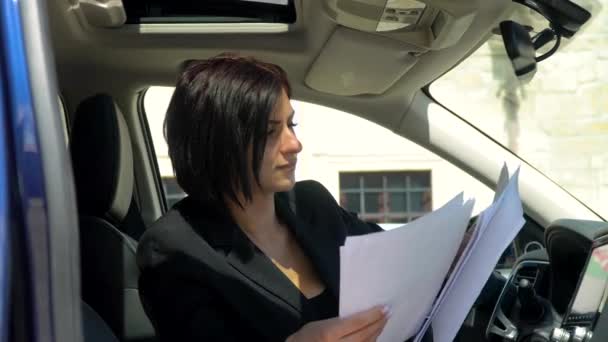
[{"left": 485, "top": 219, "right": 608, "bottom": 342}]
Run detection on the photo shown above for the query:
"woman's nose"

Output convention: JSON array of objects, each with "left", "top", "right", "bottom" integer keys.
[{"left": 281, "top": 128, "right": 302, "bottom": 154}]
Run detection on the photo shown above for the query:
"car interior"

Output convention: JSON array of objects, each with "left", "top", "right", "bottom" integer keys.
[{"left": 8, "top": 0, "right": 603, "bottom": 341}]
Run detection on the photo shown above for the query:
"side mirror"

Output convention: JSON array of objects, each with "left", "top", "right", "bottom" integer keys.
[{"left": 500, "top": 20, "right": 537, "bottom": 83}]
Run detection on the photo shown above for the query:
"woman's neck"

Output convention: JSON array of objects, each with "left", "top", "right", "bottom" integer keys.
[{"left": 228, "top": 191, "right": 284, "bottom": 243}]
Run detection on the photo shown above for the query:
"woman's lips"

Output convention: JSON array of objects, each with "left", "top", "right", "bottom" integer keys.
[{"left": 278, "top": 162, "right": 297, "bottom": 170}]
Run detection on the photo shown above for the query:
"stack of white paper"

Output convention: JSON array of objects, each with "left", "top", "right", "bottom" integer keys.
[{"left": 339, "top": 165, "right": 525, "bottom": 342}]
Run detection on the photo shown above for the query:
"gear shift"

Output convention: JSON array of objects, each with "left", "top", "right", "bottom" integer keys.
[{"left": 518, "top": 279, "right": 544, "bottom": 323}]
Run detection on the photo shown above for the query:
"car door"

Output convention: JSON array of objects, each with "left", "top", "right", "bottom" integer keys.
[{"left": 0, "top": 0, "right": 82, "bottom": 341}]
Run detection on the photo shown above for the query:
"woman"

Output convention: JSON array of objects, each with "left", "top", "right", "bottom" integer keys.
[{"left": 137, "top": 54, "right": 395, "bottom": 341}]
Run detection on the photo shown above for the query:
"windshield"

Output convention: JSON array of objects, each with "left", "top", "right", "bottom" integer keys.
[{"left": 430, "top": 0, "right": 607, "bottom": 219}]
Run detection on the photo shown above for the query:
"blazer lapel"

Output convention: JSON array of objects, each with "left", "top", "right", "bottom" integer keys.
[
  {"left": 182, "top": 194, "right": 343, "bottom": 316},
  {"left": 276, "top": 195, "right": 342, "bottom": 300},
  {"left": 224, "top": 227, "right": 304, "bottom": 313},
  {"left": 294, "top": 219, "right": 341, "bottom": 300},
  {"left": 179, "top": 197, "right": 304, "bottom": 314}
]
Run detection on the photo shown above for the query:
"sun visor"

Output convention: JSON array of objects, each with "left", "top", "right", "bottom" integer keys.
[{"left": 305, "top": 27, "right": 420, "bottom": 96}]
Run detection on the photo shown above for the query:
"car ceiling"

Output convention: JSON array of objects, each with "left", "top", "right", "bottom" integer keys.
[{"left": 48, "top": 0, "right": 513, "bottom": 130}]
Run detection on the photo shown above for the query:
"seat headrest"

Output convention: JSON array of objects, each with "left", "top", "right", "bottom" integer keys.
[{"left": 70, "top": 94, "right": 134, "bottom": 222}]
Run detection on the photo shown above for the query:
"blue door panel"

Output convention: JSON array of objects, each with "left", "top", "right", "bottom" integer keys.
[
  {"left": 0, "top": 56, "right": 11, "bottom": 342},
  {"left": 1, "top": 0, "right": 55, "bottom": 341}
]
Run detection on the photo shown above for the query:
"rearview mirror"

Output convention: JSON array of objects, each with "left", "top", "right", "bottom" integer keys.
[
  {"left": 500, "top": 20, "right": 537, "bottom": 83},
  {"left": 513, "top": 0, "right": 591, "bottom": 38}
]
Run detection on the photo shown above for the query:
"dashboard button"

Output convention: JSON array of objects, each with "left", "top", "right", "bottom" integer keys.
[
  {"left": 551, "top": 327, "right": 571, "bottom": 342},
  {"left": 572, "top": 326, "right": 588, "bottom": 342}
]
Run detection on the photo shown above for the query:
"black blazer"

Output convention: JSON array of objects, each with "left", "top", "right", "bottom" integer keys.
[{"left": 137, "top": 180, "right": 432, "bottom": 341}]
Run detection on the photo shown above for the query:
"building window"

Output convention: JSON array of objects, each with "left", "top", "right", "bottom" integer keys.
[
  {"left": 161, "top": 177, "right": 187, "bottom": 208},
  {"left": 339, "top": 171, "right": 432, "bottom": 224}
]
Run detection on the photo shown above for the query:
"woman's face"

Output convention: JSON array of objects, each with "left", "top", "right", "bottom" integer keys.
[{"left": 256, "top": 90, "right": 302, "bottom": 194}]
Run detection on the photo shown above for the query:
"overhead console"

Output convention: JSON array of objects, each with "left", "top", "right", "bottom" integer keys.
[
  {"left": 306, "top": 0, "right": 477, "bottom": 96},
  {"left": 321, "top": 0, "right": 477, "bottom": 50}
]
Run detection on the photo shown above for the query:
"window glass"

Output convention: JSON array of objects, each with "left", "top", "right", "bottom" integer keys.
[
  {"left": 430, "top": 1, "right": 607, "bottom": 219},
  {"left": 339, "top": 171, "right": 432, "bottom": 224},
  {"left": 144, "top": 86, "right": 494, "bottom": 217}
]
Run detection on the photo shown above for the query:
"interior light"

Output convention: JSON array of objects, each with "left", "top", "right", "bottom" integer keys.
[{"left": 377, "top": 0, "right": 426, "bottom": 32}]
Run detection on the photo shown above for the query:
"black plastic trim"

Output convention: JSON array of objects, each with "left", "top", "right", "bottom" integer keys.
[{"left": 123, "top": 0, "right": 297, "bottom": 24}]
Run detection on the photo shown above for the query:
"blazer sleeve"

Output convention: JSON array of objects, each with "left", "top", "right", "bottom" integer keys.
[
  {"left": 138, "top": 260, "right": 247, "bottom": 342},
  {"left": 338, "top": 206, "right": 384, "bottom": 235}
]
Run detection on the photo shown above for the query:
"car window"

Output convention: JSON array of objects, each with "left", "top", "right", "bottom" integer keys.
[
  {"left": 144, "top": 86, "right": 495, "bottom": 215},
  {"left": 143, "top": 86, "right": 520, "bottom": 267},
  {"left": 430, "top": 1, "right": 607, "bottom": 219},
  {"left": 144, "top": 87, "right": 494, "bottom": 216}
]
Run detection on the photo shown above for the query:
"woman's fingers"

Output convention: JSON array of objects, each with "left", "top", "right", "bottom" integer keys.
[
  {"left": 334, "top": 305, "right": 388, "bottom": 337},
  {"left": 341, "top": 317, "right": 388, "bottom": 342},
  {"left": 339, "top": 308, "right": 390, "bottom": 342},
  {"left": 286, "top": 306, "right": 390, "bottom": 342},
  {"left": 364, "top": 316, "right": 388, "bottom": 342}
]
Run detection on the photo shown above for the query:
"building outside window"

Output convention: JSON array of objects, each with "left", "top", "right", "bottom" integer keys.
[{"left": 339, "top": 171, "right": 432, "bottom": 224}]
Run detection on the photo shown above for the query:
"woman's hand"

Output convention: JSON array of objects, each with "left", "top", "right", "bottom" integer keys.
[{"left": 286, "top": 306, "right": 390, "bottom": 342}]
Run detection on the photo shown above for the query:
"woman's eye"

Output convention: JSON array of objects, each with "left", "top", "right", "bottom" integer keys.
[{"left": 267, "top": 122, "right": 297, "bottom": 136}]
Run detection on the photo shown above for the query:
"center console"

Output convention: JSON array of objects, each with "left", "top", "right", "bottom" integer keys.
[
  {"left": 486, "top": 220, "right": 608, "bottom": 342},
  {"left": 486, "top": 250, "right": 556, "bottom": 342},
  {"left": 550, "top": 235, "right": 608, "bottom": 342}
]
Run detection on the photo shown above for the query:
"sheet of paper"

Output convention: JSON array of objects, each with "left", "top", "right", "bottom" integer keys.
[
  {"left": 428, "top": 168, "right": 525, "bottom": 342},
  {"left": 412, "top": 205, "right": 493, "bottom": 342},
  {"left": 413, "top": 164, "right": 512, "bottom": 342},
  {"left": 413, "top": 198, "right": 501, "bottom": 342},
  {"left": 493, "top": 163, "right": 510, "bottom": 203},
  {"left": 339, "top": 193, "right": 475, "bottom": 342}
]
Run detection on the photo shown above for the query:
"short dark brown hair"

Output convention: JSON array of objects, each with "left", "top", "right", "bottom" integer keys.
[{"left": 164, "top": 53, "right": 291, "bottom": 209}]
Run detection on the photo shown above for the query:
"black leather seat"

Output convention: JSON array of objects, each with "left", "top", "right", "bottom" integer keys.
[{"left": 70, "top": 94, "right": 155, "bottom": 341}]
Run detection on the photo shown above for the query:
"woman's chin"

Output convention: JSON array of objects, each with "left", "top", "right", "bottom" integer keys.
[{"left": 273, "top": 178, "right": 296, "bottom": 192}]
